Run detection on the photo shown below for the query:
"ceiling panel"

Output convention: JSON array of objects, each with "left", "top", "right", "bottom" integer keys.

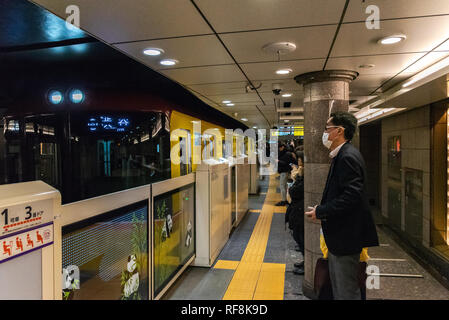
[
  {"left": 331, "top": 16, "right": 449, "bottom": 57},
  {"left": 195, "top": 0, "right": 346, "bottom": 33},
  {"left": 187, "top": 82, "right": 248, "bottom": 97},
  {"left": 241, "top": 59, "right": 326, "bottom": 82},
  {"left": 114, "top": 35, "right": 234, "bottom": 69},
  {"left": 160, "top": 64, "right": 245, "bottom": 85},
  {"left": 349, "top": 86, "right": 379, "bottom": 97},
  {"left": 326, "top": 52, "right": 427, "bottom": 75},
  {"left": 351, "top": 72, "right": 415, "bottom": 93},
  {"left": 220, "top": 26, "right": 336, "bottom": 63},
  {"left": 205, "top": 92, "right": 260, "bottom": 103},
  {"left": 403, "top": 51, "right": 449, "bottom": 73},
  {"left": 31, "top": 0, "right": 212, "bottom": 43},
  {"left": 344, "top": 0, "right": 449, "bottom": 22}
]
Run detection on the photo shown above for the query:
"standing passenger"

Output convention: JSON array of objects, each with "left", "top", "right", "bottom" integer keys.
[
  {"left": 305, "top": 111, "right": 379, "bottom": 300},
  {"left": 286, "top": 152, "right": 305, "bottom": 275},
  {"left": 276, "top": 143, "right": 295, "bottom": 206}
]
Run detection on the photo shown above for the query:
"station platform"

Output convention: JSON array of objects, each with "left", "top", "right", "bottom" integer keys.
[{"left": 163, "top": 174, "right": 449, "bottom": 301}]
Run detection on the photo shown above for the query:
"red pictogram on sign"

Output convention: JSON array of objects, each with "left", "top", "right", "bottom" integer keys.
[
  {"left": 26, "top": 234, "right": 33, "bottom": 248},
  {"left": 3, "top": 241, "right": 11, "bottom": 256},
  {"left": 36, "top": 231, "right": 43, "bottom": 245},
  {"left": 15, "top": 237, "right": 23, "bottom": 252}
]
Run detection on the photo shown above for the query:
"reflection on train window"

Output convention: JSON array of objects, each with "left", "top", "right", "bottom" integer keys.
[
  {"left": 153, "top": 184, "right": 195, "bottom": 297},
  {"left": 0, "top": 115, "right": 61, "bottom": 188},
  {"left": 177, "top": 129, "right": 192, "bottom": 176},
  {"left": 202, "top": 134, "right": 215, "bottom": 160},
  {"left": 62, "top": 201, "right": 149, "bottom": 300},
  {"left": 0, "top": 112, "right": 171, "bottom": 204},
  {"left": 69, "top": 112, "right": 171, "bottom": 203}
]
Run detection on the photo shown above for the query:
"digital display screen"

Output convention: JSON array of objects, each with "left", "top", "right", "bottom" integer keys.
[
  {"left": 62, "top": 201, "right": 148, "bottom": 300},
  {"left": 87, "top": 116, "right": 131, "bottom": 133}
]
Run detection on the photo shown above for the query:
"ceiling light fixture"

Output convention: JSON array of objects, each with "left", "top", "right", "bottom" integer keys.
[
  {"left": 160, "top": 59, "right": 178, "bottom": 66},
  {"left": 143, "top": 48, "right": 164, "bottom": 56},
  {"left": 276, "top": 68, "right": 292, "bottom": 75},
  {"left": 222, "top": 100, "right": 231, "bottom": 104},
  {"left": 282, "top": 93, "right": 292, "bottom": 97},
  {"left": 226, "top": 103, "right": 235, "bottom": 106},
  {"left": 241, "top": 118, "right": 248, "bottom": 122},
  {"left": 378, "top": 34, "right": 406, "bottom": 45}
]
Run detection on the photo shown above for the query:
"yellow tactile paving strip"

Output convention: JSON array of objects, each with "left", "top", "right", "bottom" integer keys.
[
  {"left": 222, "top": 174, "right": 286, "bottom": 300},
  {"left": 214, "top": 260, "right": 240, "bottom": 270}
]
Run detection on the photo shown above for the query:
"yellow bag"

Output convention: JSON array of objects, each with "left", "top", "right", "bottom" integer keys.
[{"left": 319, "top": 230, "right": 369, "bottom": 262}]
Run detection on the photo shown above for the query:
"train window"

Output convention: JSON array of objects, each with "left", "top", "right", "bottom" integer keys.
[
  {"left": 68, "top": 112, "right": 171, "bottom": 203},
  {"left": 0, "top": 115, "right": 62, "bottom": 188},
  {"left": 0, "top": 112, "right": 171, "bottom": 204}
]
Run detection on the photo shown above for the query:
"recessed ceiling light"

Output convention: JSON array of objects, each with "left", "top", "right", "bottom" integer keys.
[
  {"left": 276, "top": 68, "right": 292, "bottom": 75},
  {"left": 160, "top": 59, "right": 178, "bottom": 66},
  {"left": 226, "top": 103, "right": 235, "bottom": 106},
  {"left": 222, "top": 100, "right": 231, "bottom": 104},
  {"left": 359, "top": 64, "right": 375, "bottom": 69},
  {"left": 241, "top": 118, "right": 248, "bottom": 122},
  {"left": 143, "top": 48, "right": 164, "bottom": 56},
  {"left": 282, "top": 93, "right": 292, "bottom": 97},
  {"left": 378, "top": 34, "right": 406, "bottom": 45},
  {"left": 253, "top": 126, "right": 257, "bottom": 129}
]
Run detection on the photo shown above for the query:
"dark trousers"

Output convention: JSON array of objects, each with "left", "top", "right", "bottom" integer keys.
[
  {"left": 328, "top": 251, "right": 362, "bottom": 300},
  {"left": 292, "top": 219, "right": 304, "bottom": 255}
]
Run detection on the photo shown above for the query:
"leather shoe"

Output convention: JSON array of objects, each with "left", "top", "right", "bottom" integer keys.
[{"left": 293, "top": 266, "right": 304, "bottom": 275}]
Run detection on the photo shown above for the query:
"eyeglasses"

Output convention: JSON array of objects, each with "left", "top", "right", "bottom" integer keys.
[{"left": 324, "top": 125, "right": 343, "bottom": 132}]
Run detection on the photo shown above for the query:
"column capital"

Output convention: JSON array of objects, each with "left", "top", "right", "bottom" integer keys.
[{"left": 294, "top": 70, "right": 359, "bottom": 86}]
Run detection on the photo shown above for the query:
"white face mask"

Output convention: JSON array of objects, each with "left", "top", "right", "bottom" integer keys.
[{"left": 322, "top": 132, "right": 332, "bottom": 149}]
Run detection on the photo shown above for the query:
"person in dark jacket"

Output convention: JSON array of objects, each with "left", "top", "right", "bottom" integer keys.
[
  {"left": 276, "top": 143, "right": 295, "bottom": 206},
  {"left": 285, "top": 151, "right": 305, "bottom": 275},
  {"left": 305, "top": 111, "right": 379, "bottom": 300}
]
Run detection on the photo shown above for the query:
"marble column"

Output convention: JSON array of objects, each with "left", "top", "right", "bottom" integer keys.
[{"left": 294, "top": 70, "right": 358, "bottom": 299}]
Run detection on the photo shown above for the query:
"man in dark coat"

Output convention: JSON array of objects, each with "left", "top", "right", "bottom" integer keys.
[
  {"left": 305, "top": 111, "right": 379, "bottom": 300},
  {"left": 276, "top": 143, "right": 295, "bottom": 206}
]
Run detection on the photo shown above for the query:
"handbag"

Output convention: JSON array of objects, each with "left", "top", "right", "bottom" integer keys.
[
  {"left": 314, "top": 258, "right": 333, "bottom": 300},
  {"left": 313, "top": 258, "right": 368, "bottom": 300}
]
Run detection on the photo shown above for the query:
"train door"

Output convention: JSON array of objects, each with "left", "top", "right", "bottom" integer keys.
[{"left": 179, "top": 131, "right": 192, "bottom": 175}]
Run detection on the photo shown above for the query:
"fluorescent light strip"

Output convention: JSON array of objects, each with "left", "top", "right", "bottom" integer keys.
[{"left": 403, "top": 55, "right": 449, "bottom": 88}]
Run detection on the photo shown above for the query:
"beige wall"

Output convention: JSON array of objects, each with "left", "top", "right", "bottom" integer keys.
[{"left": 381, "top": 106, "right": 431, "bottom": 247}]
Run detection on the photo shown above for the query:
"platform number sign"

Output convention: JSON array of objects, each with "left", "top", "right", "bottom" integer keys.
[{"left": 0, "top": 199, "right": 53, "bottom": 237}]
